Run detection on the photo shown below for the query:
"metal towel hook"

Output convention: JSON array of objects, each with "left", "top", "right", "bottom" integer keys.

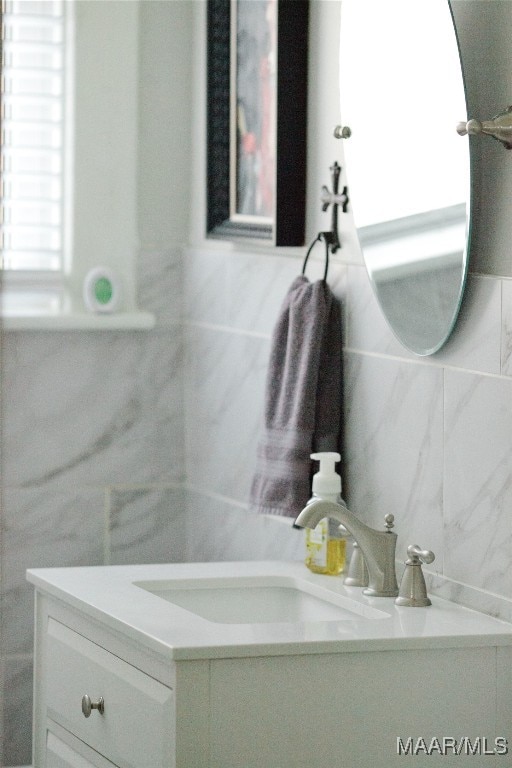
[
  {"left": 301, "top": 159, "right": 350, "bottom": 280},
  {"left": 301, "top": 232, "right": 331, "bottom": 282},
  {"left": 320, "top": 161, "right": 350, "bottom": 254}
]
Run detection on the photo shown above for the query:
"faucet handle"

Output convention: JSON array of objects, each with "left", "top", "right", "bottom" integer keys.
[
  {"left": 384, "top": 514, "right": 395, "bottom": 532},
  {"left": 406, "top": 544, "right": 435, "bottom": 565},
  {"left": 395, "top": 544, "right": 435, "bottom": 607}
]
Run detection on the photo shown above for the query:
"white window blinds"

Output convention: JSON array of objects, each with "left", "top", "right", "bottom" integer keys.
[{"left": 1, "top": 0, "right": 68, "bottom": 272}]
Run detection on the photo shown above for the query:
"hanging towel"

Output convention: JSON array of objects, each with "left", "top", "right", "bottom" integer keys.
[{"left": 249, "top": 275, "right": 343, "bottom": 518}]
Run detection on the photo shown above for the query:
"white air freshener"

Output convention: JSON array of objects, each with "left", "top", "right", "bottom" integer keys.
[{"left": 83, "top": 267, "right": 120, "bottom": 313}]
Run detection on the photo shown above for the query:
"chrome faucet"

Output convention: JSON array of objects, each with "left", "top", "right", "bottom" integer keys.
[{"left": 294, "top": 500, "right": 398, "bottom": 597}]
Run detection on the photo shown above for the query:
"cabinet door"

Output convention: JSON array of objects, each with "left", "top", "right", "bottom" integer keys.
[
  {"left": 210, "top": 650, "right": 502, "bottom": 768},
  {"left": 46, "top": 727, "right": 118, "bottom": 768}
]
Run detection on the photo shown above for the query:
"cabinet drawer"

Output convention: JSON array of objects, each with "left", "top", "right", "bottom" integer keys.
[
  {"left": 45, "top": 618, "right": 174, "bottom": 768},
  {"left": 47, "top": 723, "right": 118, "bottom": 767}
]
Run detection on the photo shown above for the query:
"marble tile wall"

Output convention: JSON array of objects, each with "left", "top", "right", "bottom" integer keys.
[
  {"left": 0, "top": 245, "right": 187, "bottom": 766},
  {"left": 183, "top": 241, "right": 512, "bottom": 630},
  {"left": 4, "top": 1, "right": 512, "bottom": 764},
  {"left": 347, "top": 275, "right": 512, "bottom": 625}
]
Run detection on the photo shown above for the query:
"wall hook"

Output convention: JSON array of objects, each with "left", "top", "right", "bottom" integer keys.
[{"left": 320, "top": 161, "right": 349, "bottom": 254}]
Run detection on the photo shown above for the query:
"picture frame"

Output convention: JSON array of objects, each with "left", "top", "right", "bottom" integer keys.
[{"left": 207, "top": 0, "right": 309, "bottom": 246}]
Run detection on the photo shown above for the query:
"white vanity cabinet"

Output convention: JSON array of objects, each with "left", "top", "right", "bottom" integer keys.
[
  {"left": 29, "top": 563, "right": 512, "bottom": 768},
  {"left": 33, "top": 598, "right": 178, "bottom": 768},
  {"left": 43, "top": 618, "right": 174, "bottom": 767}
]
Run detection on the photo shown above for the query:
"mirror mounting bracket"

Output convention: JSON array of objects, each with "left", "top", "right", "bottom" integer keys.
[
  {"left": 457, "top": 105, "right": 512, "bottom": 150},
  {"left": 320, "top": 161, "right": 349, "bottom": 254}
]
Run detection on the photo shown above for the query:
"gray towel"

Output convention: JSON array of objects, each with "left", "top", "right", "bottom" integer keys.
[{"left": 249, "top": 275, "right": 342, "bottom": 517}]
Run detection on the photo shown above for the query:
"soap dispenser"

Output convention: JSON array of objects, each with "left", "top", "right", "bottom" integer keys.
[{"left": 305, "top": 452, "right": 347, "bottom": 575}]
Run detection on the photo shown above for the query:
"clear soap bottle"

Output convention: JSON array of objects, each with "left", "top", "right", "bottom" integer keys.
[{"left": 305, "top": 452, "right": 347, "bottom": 576}]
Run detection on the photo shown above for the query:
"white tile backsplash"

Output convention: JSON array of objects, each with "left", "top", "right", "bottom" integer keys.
[
  {"left": 183, "top": 488, "right": 304, "bottom": 564},
  {"left": 109, "top": 486, "right": 189, "bottom": 565},
  {"left": 444, "top": 370, "right": 512, "bottom": 594},
  {"left": 344, "top": 352, "right": 445, "bottom": 568},
  {"left": 137, "top": 247, "right": 183, "bottom": 325},
  {"left": 184, "top": 324, "right": 270, "bottom": 502},
  {"left": 184, "top": 247, "right": 229, "bottom": 326},
  {"left": 0, "top": 325, "right": 186, "bottom": 764},
  {"left": 2, "top": 330, "right": 185, "bottom": 489},
  {"left": 1, "top": 487, "right": 105, "bottom": 655},
  {"left": 224, "top": 250, "right": 304, "bottom": 336},
  {"left": 1, "top": 657, "right": 33, "bottom": 767}
]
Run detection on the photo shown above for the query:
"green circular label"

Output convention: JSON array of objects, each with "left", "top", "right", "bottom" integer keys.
[{"left": 94, "top": 277, "right": 113, "bottom": 305}]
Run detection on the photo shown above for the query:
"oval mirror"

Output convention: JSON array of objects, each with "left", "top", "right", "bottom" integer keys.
[{"left": 339, "top": 0, "right": 470, "bottom": 356}]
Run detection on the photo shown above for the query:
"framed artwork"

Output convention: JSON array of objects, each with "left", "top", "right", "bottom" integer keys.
[{"left": 207, "top": 0, "right": 309, "bottom": 246}]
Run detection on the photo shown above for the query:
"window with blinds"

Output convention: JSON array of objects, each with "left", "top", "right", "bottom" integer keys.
[{"left": 1, "top": 0, "right": 69, "bottom": 274}]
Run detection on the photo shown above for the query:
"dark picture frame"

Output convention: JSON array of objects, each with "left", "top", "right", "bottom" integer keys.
[{"left": 207, "top": 0, "right": 309, "bottom": 246}]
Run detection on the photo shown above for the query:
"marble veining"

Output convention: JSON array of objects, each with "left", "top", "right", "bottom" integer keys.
[
  {"left": 1, "top": 487, "right": 105, "bottom": 655},
  {"left": 344, "top": 352, "right": 444, "bottom": 567},
  {"left": 224, "top": 249, "right": 322, "bottom": 336},
  {"left": 443, "top": 370, "right": 512, "bottom": 595},
  {"left": 1, "top": 656, "right": 33, "bottom": 767},
  {"left": 2, "top": 330, "right": 184, "bottom": 488},
  {"left": 184, "top": 325, "right": 270, "bottom": 502},
  {"left": 109, "top": 486, "right": 189, "bottom": 565}
]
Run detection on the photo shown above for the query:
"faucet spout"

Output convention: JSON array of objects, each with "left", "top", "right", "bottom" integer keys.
[{"left": 295, "top": 500, "right": 398, "bottom": 597}]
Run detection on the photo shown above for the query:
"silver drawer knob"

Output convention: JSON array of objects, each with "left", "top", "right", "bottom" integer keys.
[{"left": 82, "top": 694, "right": 105, "bottom": 717}]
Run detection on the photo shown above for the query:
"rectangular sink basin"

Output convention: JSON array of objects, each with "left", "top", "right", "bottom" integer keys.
[{"left": 134, "top": 575, "right": 387, "bottom": 624}]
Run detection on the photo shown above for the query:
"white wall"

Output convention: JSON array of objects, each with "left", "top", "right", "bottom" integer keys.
[{"left": 71, "top": 1, "right": 139, "bottom": 307}]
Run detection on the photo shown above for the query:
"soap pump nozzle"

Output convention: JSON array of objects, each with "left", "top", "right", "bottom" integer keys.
[{"left": 310, "top": 451, "right": 342, "bottom": 499}]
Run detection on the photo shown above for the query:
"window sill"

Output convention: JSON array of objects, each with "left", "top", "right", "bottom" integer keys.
[
  {"left": 2, "top": 310, "right": 155, "bottom": 331},
  {"left": 1, "top": 285, "right": 156, "bottom": 330}
]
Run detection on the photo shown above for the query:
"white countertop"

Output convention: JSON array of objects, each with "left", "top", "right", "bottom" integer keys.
[{"left": 27, "top": 560, "right": 512, "bottom": 661}]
